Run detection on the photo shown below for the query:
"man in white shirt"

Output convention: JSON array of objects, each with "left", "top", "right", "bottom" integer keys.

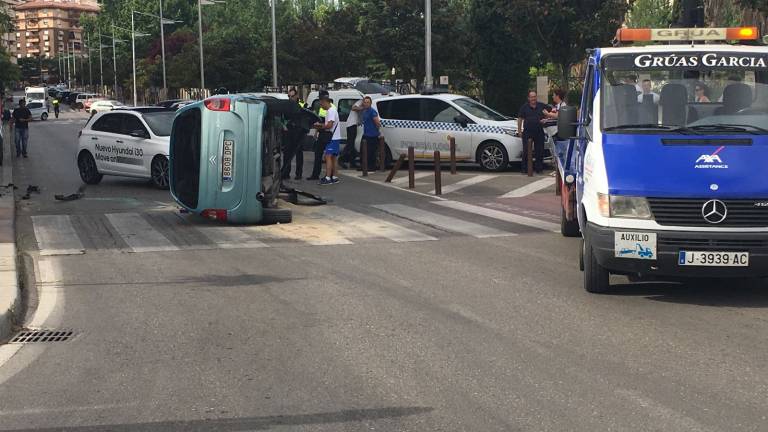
[
  {"left": 313, "top": 94, "right": 342, "bottom": 185},
  {"left": 637, "top": 79, "right": 660, "bottom": 104},
  {"left": 340, "top": 99, "right": 363, "bottom": 169}
]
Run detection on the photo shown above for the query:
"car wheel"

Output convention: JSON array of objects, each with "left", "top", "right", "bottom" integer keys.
[
  {"left": 561, "top": 205, "right": 581, "bottom": 237},
  {"left": 150, "top": 155, "right": 170, "bottom": 189},
  {"left": 477, "top": 141, "right": 509, "bottom": 172},
  {"left": 78, "top": 151, "right": 103, "bottom": 185},
  {"left": 261, "top": 208, "right": 292, "bottom": 225},
  {"left": 584, "top": 237, "right": 610, "bottom": 293},
  {"left": 41, "top": 112, "right": 48, "bottom": 121}
]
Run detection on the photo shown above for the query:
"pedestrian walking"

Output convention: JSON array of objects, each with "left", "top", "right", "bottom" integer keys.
[
  {"left": 307, "top": 90, "right": 334, "bottom": 181},
  {"left": 313, "top": 94, "right": 341, "bottom": 185},
  {"left": 516, "top": 90, "right": 551, "bottom": 174},
  {"left": 282, "top": 88, "right": 306, "bottom": 180},
  {"left": 360, "top": 96, "right": 382, "bottom": 170},
  {"left": 12, "top": 99, "right": 32, "bottom": 158},
  {"left": 52, "top": 97, "right": 60, "bottom": 118},
  {"left": 339, "top": 99, "right": 363, "bottom": 169}
]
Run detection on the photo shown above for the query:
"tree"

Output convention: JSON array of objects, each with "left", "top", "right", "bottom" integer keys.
[
  {"left": 528, "top": 0, "right": 632, "bottom": 90},
  {"left": 627, "top": 0, "right": 674, "bottom": 28}
]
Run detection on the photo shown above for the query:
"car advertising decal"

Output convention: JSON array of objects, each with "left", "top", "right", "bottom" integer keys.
[{"left": 615, "top": 232, "right": 656, "bottom": 260}]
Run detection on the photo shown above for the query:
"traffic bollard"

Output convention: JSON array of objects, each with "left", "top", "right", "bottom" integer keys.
[
  {"left": 408, "top": 146, "right": 415, "bottom": 189},
  {"left": 555, "top": 170, "right": 562, "bottom": 196},
  {"left": 527, "top": 138, "right": 534, "bottom": 177},
  {"left": 434, "top": 150, "right": 442, "bottom": 195},
  {"left": 378, "top": 137, "right": 386, "bottom": 171},
  {"left": 386, "top": 154, "right": 406, "bottom": 183},
  {"left": 449, "top": 136, "right": 457, "bottom": 175},
  {"left": 361, "top": 138, "right": 368, "bottom": 177}
]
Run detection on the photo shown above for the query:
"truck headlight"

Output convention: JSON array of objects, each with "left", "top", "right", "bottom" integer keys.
[{"left": 610, "top": 195, "right": 652, "bottom": 219}]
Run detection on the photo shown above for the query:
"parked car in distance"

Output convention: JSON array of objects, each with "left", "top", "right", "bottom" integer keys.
[
  {"left": 66, "top": 92, "right": 80, "bottom": 105},
  {"left": 26, "top": 100, "right": 49, "bottom": 121},
  {"left": 75, "top": 93, "right": 100, "bottom": 109},
  {"left": 84, "top": 97, "right": 106, "bottom": 111},
  {"left": 89, "top": 100, "right": 126, "bottom": 114},
  {"left": 157, "top": 99, "right": 184, "bottom": 109}
]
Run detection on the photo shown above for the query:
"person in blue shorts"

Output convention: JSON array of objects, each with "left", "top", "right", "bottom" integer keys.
[{"left": 313, "top": 94, "right": 342, "bottom": 185}]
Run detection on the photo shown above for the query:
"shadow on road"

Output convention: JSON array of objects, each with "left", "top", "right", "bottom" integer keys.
[
  {"left": 607, "top": 279, "right": 768, "bottom": 308},
  {"left": 0, "top": 406, "right": 434, "bottom": 431}
]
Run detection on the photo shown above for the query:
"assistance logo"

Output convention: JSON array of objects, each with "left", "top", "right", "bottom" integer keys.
[{"left": 695, "top": 146, "right": 728, "bottom": 169}]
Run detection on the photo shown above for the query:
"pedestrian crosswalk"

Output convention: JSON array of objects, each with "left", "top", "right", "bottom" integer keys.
[{"left": 28, "top": 202, "right": 561, "bottom": 256}]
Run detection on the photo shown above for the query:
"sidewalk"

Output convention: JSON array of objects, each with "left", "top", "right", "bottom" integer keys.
[{"left": 0, "top": 123, "right": 18, "bottom": 342}]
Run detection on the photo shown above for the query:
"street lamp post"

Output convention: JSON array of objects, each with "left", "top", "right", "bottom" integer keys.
[
  {"left": 72, "top": 40, "right": 76, "bottom": 88},
  {"left": 130, "top": 12, "right": 137, "bottom": 106},
  {"left": 197, "top": 0, "right": 223, "bottom": 93},
  {"left": 270, "top": 0, "right": 277, "bottom": 88},
  {"left": 424, "top": 0, "right": 432, "bottom": 89},
  {"left": 112, "top": 24, "right": 118, "bottom": 97},
  {"left": 159, "top": 0, "right": 167, "bottom": 90},
  {"left": 98, "top": 28, "right": 103, "bottom": 91},
  {"left": 87, "top": 33, "right": 92, "bottom": 88}
]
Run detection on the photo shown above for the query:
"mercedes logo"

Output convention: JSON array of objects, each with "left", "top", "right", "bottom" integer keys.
[{"left": 702, "top": 199, "right": 728, "bottom": 224}]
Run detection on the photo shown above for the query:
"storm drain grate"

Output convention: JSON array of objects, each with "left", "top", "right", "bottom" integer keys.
[{"left": 10, "top": 330, "right": 75, "bottom": 343}]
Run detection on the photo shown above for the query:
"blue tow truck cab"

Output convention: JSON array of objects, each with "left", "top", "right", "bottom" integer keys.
[
  {"left": 555, "top": 26, "right": 768, "bottom": 293},
  {"left": 169, "top": 95, "right": 317, "bottom": 224}
]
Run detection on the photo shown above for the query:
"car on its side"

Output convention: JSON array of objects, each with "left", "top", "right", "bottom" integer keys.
[
  {"left": 169, "top": 100, "right": 197, "bottom": 110},
  {"left": 66, "top": 92, "right": 80, "bottom": 105},
  {"left": 76, "top": 107, "right": 176, "bottom": 189},
  {"left": 157, "top": 99, "right": 184, "bottom": 109},
  {"left": 89, "top": 100, "right": 126, "bottom": 114}
]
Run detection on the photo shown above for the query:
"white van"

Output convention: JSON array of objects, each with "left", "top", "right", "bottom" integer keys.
[
  {"left": 75, "top": 93, "right": 99, "bottom": 109},
  {"left": 363, "top": 93, "right": 522, "bottom": 171}
]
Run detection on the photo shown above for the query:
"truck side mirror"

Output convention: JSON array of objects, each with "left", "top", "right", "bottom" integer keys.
[{"left": 557, "top": 106, "right": 578, "bottom": 139}]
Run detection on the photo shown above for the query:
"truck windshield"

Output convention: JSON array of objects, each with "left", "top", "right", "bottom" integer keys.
[{"left": 601, "top": 51, "right": 768, "bottom": 134}]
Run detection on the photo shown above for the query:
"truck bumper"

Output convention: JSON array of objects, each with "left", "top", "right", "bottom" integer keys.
[{"left": 585, "top": 222, "right": 768, "bottom": 278}]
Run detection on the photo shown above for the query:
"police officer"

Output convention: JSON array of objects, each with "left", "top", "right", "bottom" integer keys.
[
  {"left": 307, "top": 90, "right": 334, "bottom": 181},
  {"left": 52, "top": 97, "right": 60, "bottom": 118},
  {"left": 282, "top": 88, "right": 306, "bottom": 180},
  {"left": 516, "top": 90, "right": 551, "bottom": 174}
]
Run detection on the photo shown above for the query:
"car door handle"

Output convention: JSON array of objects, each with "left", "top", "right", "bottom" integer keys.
[
  {"left": 90, "top": 136, "right": 98, "bottom": 140},
  {"left": 115, "top": 140, "right": 123, "bottom": 143},
  {"left": 382, "top": 124, "right": 394, "bottom": 128},
  {"left": 427, "top": 129, "right": 438, "bottom": 133}
]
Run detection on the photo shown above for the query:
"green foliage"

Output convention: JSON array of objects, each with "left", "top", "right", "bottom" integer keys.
[
  {"left": 737, "top": 0, "right": 768, "bottom": 14},
  {"left": 627, "top": 0, "right": 674, "bottom": 28}
]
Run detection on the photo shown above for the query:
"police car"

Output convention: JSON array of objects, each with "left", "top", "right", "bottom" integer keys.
[
  {"left": 362, "top": 93, "right": 522, "bottom": 171},
  {"left": 76, "top": 107, "right": 176, "bottom": 189}
]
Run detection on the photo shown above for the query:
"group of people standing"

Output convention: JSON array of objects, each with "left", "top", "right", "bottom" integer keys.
[
  {"left": 516, "top": 88, "right": 566, "bottom": 174},
  {"left": 281, "top": 89, "right": 382, "bottom": 186}
]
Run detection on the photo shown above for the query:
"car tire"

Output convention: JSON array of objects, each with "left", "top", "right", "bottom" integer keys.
[
  {"left": 561, "top": 205, "right": 581, "bottom": 237},
  {"left": 78, "top": 151, "right": 103, "bottom": 185},
  {"left": 150, "top": 155, "right": 170, "bottom": 190},
  {"left": 584, "top": 237, "right": 610, "bottom": 294},
  {"left": 41, "top": 112, "right": 48, "bottom": 121},
  {"left": 261, "top": 208, "right": 292, "bottom": 225},
  {"left": 477, "top": 141, "right": 509, "bottom": 172}
]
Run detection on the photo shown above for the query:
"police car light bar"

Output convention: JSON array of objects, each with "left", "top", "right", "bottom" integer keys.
[{"left": 616, "top": 27, "right": 759, "bottom": 43}]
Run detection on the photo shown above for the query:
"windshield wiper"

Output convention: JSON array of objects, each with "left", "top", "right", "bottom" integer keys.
[
  {"left": 603, "top": 123, "right": 684, "bottom": 132},
  {"left": 685, "top": 124, "right": 765, "bottom": 135}
]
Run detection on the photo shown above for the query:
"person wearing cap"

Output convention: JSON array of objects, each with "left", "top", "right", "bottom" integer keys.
[
  {"left": 307, "top": 90, "right": 335, "bottom": 180},
  {"left": 313, "top": 94, "right": 342, "bottom": 185}
]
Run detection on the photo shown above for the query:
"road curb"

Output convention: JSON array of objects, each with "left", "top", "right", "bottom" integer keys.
[{"left": 0, "top": 124, "right": 18, "bottom": 343}]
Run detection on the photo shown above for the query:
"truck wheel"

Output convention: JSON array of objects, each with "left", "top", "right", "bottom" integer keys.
[
  {"left": 477, "top": 141, "right": 509, "bottom": 172},
  {"left": 261, "top": 208, "right": 292, "bottom": 225},
  {"left": 584, "top": 238, "right": 610, "bottom": 293},
  {"left": 561, "top": 205, "right": 581, "bottom": 237}
]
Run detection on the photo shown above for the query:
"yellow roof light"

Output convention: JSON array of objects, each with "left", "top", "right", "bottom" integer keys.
[{"left": 616, "top": 27, "right": 759, "bottom": 42}]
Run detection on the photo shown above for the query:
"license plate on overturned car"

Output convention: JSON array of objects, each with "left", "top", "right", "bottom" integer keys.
[{"left": 678, "top": 251, "right": 749, "bottom": 267}]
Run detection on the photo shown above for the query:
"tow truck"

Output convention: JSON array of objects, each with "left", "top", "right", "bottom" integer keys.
[{"left": 555, "top": 26, "right": 768, "bottom": 293}]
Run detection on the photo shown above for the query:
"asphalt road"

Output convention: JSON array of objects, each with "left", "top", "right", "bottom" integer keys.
[{"left": 0, "top": 113, "right": 767, "bottom": 431}]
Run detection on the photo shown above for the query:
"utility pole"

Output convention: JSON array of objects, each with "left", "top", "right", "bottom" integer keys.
[
  {"left": 197, "top": 0, "right": 205, "bottom": 90},
  {"left": 270, "top": 0, "right": 277, "bottom": 88},
  {"left": 131, "top": 12, "right": 137, "bottom": 106},
  {"left": 87, "top": 33, "right": 92, "bottom": 89},
  {"left": 112, "top": 24, "right": 118, "bottom": 98},
  {"left": 424, "top": 0, "right": 432, "bottom": 89},
  {"left": 159, "top": 0, "right": 167, "bottom": 90},
  {"left": 98, "top": 28, "right": 104, "bottom": 91}
]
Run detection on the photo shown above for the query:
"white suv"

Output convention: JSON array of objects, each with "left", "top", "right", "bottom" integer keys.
[{"left": 364, "top": 93, "right": 522, "bottom": 171}]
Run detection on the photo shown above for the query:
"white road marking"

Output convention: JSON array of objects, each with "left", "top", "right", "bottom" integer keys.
[
  {"left": 372, "top": 204, "right": 515, "bottom": 238},
  {"left": 31, "top": 215, "right": 85, "bottom": 256},
  {"left": 193, "top": 224, "right": 269, "bottom": 249},
  {"left": 105, "top": 213, "right": 178, "bottom": 253},
  {"left": 501, "top": 177, "right": 555, "bottom": 198},
  {"left": 341, "top": 172, "right": 448, "bottom": 201},
  {"left": 390, "top": 171, "right": 432, "bottom": 185},
  {"left": 311, "top": 206, "right": 438, "bottom": 242},
  {"left": 429, "top": 174, "right": 498, "bottom": 195},
  {"left": 433, "top": 200, "right": 560, "bottom": 232}
]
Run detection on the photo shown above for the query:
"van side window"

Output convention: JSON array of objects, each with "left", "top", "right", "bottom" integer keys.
[
  {"left": 91, "top": 113, "right": 122, "bottom": 133},
  {"left": 423, "top": 99, "right": 461, "bottom": 123},
  {"left": 581, "top": 63, "right": 595, "bottom": 125},
  {"left": 383, "top": 99, "right": 421, "bottom": 121}
]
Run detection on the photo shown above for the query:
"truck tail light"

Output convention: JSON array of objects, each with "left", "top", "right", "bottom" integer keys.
[
  {"left": 201, "top": 209, "right": 228, "bottom": 221},
  {"left": 203, "top": 97, "right": 231, "bottom": 111}
]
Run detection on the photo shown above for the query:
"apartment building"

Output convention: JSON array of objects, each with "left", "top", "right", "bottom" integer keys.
[{"left": 10, "top": 0, "right": 99, "bottom": 60}]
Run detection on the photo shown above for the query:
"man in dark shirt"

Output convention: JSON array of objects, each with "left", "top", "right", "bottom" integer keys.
[
  {"left": 11, "top": 99, "right": 32, "bottom": 158},
  {"left": 516, "top": 90, "right": 551, "bottom": 174}
]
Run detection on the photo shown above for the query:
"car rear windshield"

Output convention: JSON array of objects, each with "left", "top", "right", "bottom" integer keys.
[{"left": 142, "top": 111, "right": 176, "bottom": 136}]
